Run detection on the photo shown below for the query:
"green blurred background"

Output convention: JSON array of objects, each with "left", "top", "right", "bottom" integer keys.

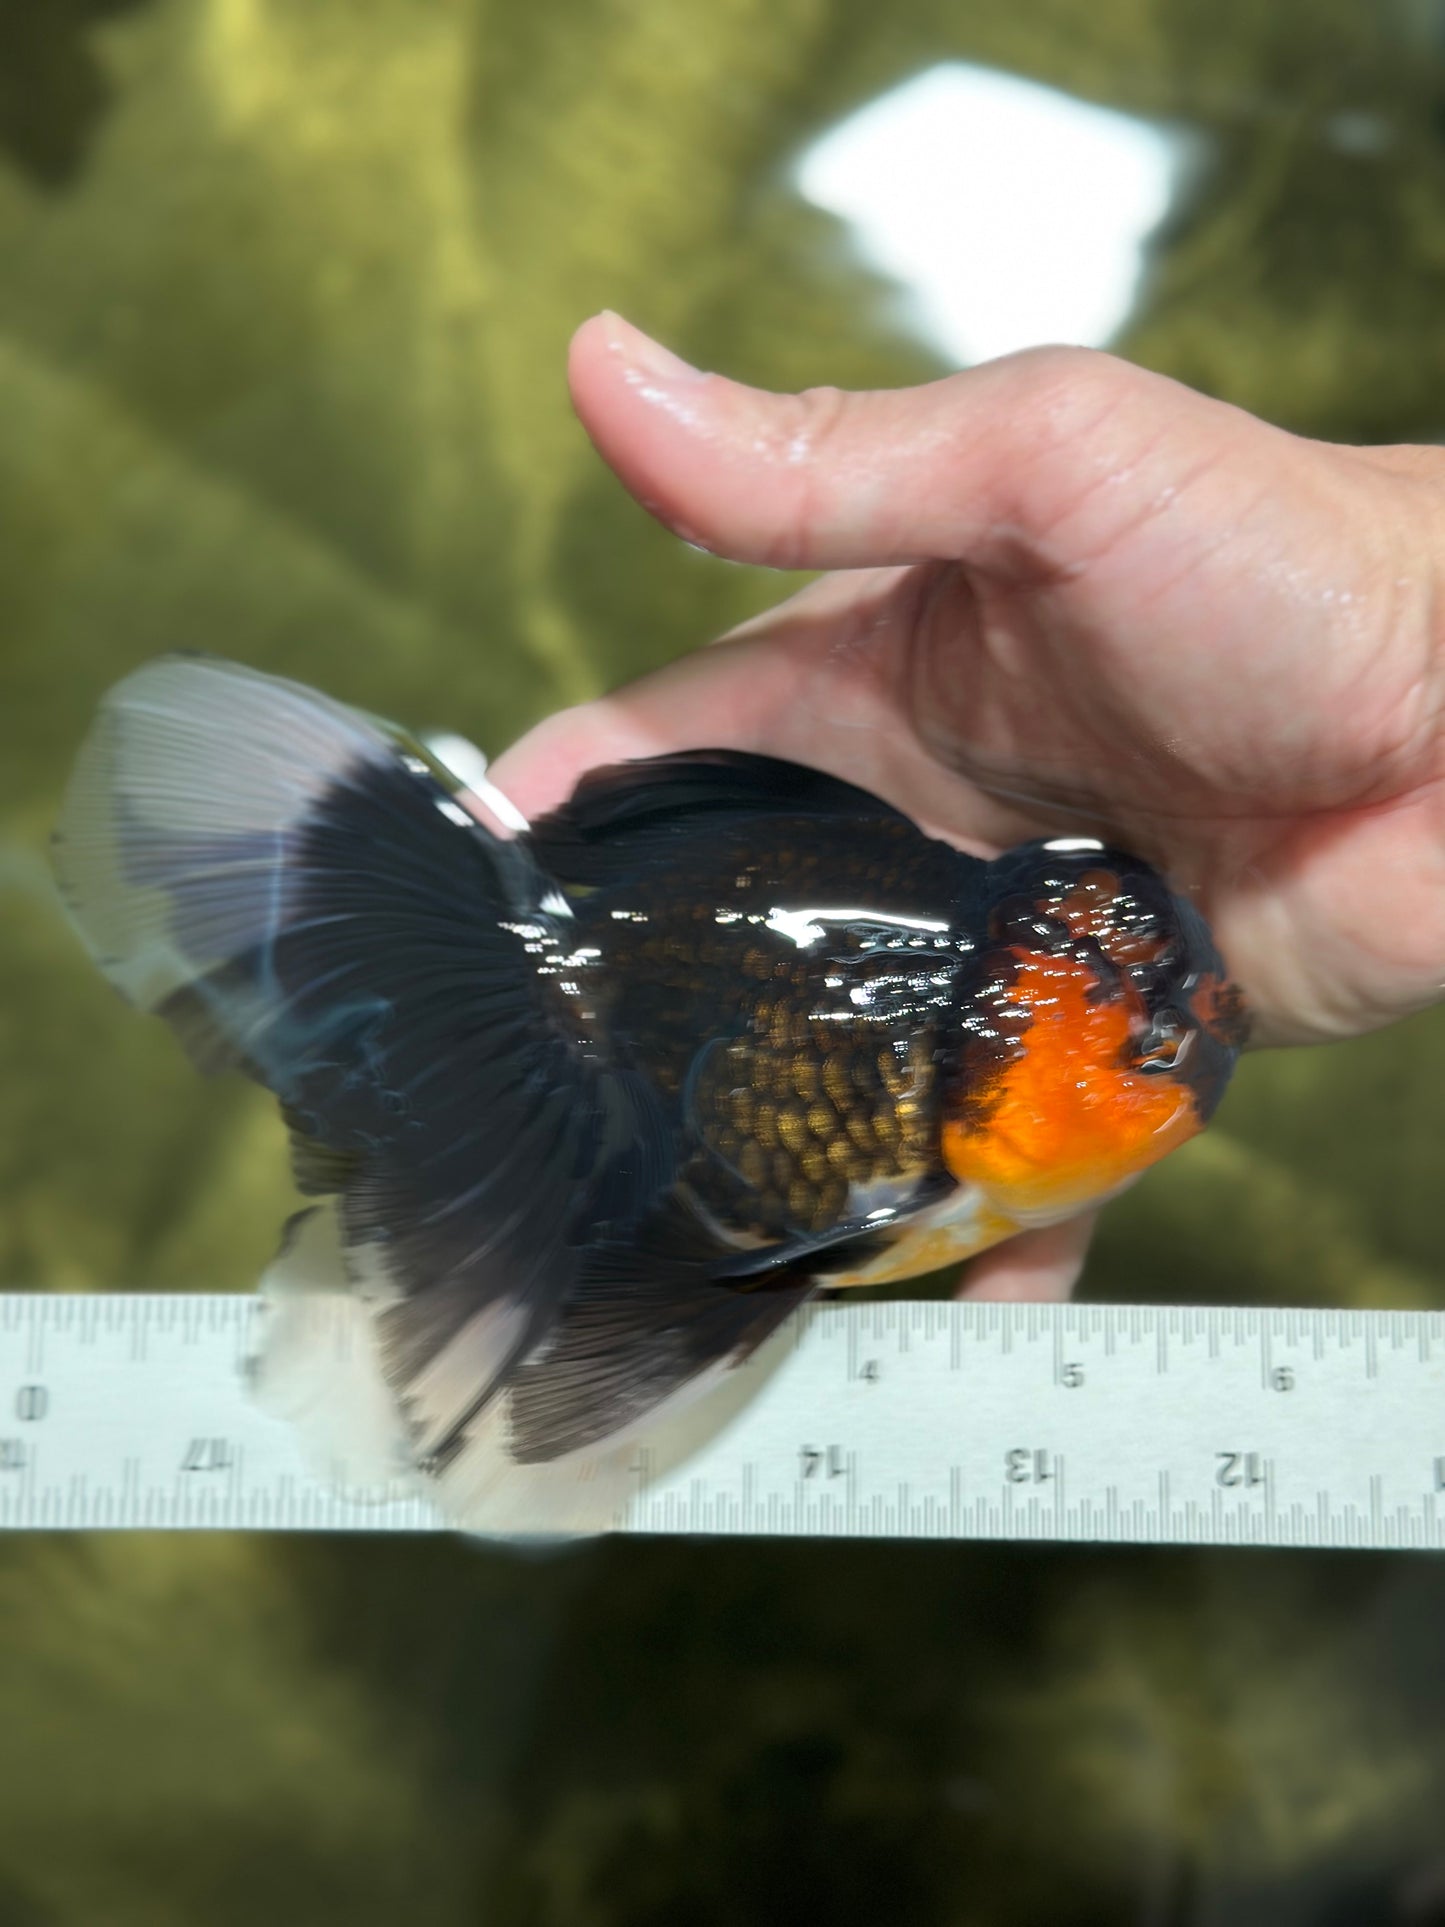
[{"left": 2, "top": 2, "right": 1444, "bottom": 1921}]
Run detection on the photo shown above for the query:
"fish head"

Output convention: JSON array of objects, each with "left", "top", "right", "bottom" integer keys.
[{"left": 940, "top": 838, "right": 1248, "bottom": 1224}]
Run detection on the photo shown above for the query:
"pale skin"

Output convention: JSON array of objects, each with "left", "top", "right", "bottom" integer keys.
[{"left": 492, "top": 313, "right": 1445, "bottom": 1304}]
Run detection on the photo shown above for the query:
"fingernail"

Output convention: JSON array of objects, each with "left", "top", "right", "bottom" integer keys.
[{"left": 599, "top": 310, "right": 704, "bottom": 384}]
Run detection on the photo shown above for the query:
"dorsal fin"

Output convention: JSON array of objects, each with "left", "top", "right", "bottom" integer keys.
[{"left": 528, "top": 748, "right": 911, "bottom": 884}]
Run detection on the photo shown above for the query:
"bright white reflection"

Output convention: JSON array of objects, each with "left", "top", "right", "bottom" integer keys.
[{"left": 795, "top": 63, "right": 1191, "bottom": 365}]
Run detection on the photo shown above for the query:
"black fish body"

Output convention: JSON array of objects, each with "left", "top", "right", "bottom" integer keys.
[{"left": 53, "top": 658, "right": 1246, "bottom": 1532}]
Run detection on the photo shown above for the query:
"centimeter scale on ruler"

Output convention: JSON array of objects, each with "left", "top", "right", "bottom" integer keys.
[{"left": 1, "top": 1294, "right": 1444, "bottom": 1547}]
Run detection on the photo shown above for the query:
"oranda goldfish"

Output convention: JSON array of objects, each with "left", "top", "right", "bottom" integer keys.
[{"left": 54, "top": 658, "right": 1246, "bottom": 1533}]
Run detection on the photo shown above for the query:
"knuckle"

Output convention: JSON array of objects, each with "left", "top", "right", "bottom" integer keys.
[
  {"left": 788, "top": 383, "right": 852, "bottom": 455},
  {"left": 759, "top": 384, "right": 851, "bottom": 463},
  {"left": 964, "top": 347, "right": 1158, "bottom": 563},
  {"left": 749, "top": 386, "right": 853, "bottom": 569},
  {"left": 993, "top": 344, "right": 1135, "bottom": 439}
]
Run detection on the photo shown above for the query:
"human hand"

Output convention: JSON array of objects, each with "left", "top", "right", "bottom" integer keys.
[{"left": 492, "top": 314, "right": 1445, "bottom": 1300}]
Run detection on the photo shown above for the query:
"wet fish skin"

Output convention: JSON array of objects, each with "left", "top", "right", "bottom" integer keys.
[{"left": 52, "top": 657, "right": 1245, "bottom": 1532}]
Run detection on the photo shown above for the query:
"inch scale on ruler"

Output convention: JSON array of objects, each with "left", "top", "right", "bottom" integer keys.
[{"left": 1, "top": 1294, "right": 1443, "bottom": 1547}]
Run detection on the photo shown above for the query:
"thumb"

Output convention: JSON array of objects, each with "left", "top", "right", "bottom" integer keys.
[{"left": 568, "top": 312, "right": 1210, "bottom": 575}]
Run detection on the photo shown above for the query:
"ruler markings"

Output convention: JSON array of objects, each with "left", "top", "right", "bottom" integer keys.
[{"left": 1, "top": 1295, "right": 1443, "bottom": 1544}]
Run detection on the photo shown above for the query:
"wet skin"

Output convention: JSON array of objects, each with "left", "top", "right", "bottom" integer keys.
[{"left": 493, "top": 315, "right": 1445, "bottom": 1303}]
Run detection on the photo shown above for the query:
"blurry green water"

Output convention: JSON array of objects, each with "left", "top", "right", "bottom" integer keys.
[{"left": 1, "top": 2, "right": 1443, "bottom": 1921}]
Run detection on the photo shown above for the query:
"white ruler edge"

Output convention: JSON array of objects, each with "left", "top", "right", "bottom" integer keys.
[{"left": 2, "top": 1295, "right": 1443, "bottom": 1547}]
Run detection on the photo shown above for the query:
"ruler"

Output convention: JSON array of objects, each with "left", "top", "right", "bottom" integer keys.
[{"left": 1, "top": 1294, "right": 1443, "bottom": 1546}]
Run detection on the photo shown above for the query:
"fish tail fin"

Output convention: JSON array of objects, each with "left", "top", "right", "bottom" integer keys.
[
  {"left": 51, "top": 653, "right": 536, "bottom": 1065},
  {"left": 248, "top": 1201, "right": 412, "bottom": 1495},
  {"left": 55, "top": 657, "right": 673, "bottom": 1483}
]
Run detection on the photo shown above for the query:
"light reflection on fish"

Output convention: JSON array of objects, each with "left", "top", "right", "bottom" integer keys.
[{"left": 53, "top": 658, "right": 1247, "bottom": 1533}]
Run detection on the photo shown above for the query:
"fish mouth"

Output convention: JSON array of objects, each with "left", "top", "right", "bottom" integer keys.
[{"left": 1189, "top": 970, "right": 1251, "bottom": 1051}]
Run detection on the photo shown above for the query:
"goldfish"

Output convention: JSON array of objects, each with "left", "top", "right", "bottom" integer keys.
[{"left": 53, "top": 657, "right": 1246, "bottom": 1533}]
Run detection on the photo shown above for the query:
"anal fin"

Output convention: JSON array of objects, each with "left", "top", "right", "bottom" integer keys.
[
  {"left": 421, "top": 1215, "right": 814, "bottom": 1535},
  {"left": 505, "top": 1241, "right": 810, "bottom": 1464}
]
